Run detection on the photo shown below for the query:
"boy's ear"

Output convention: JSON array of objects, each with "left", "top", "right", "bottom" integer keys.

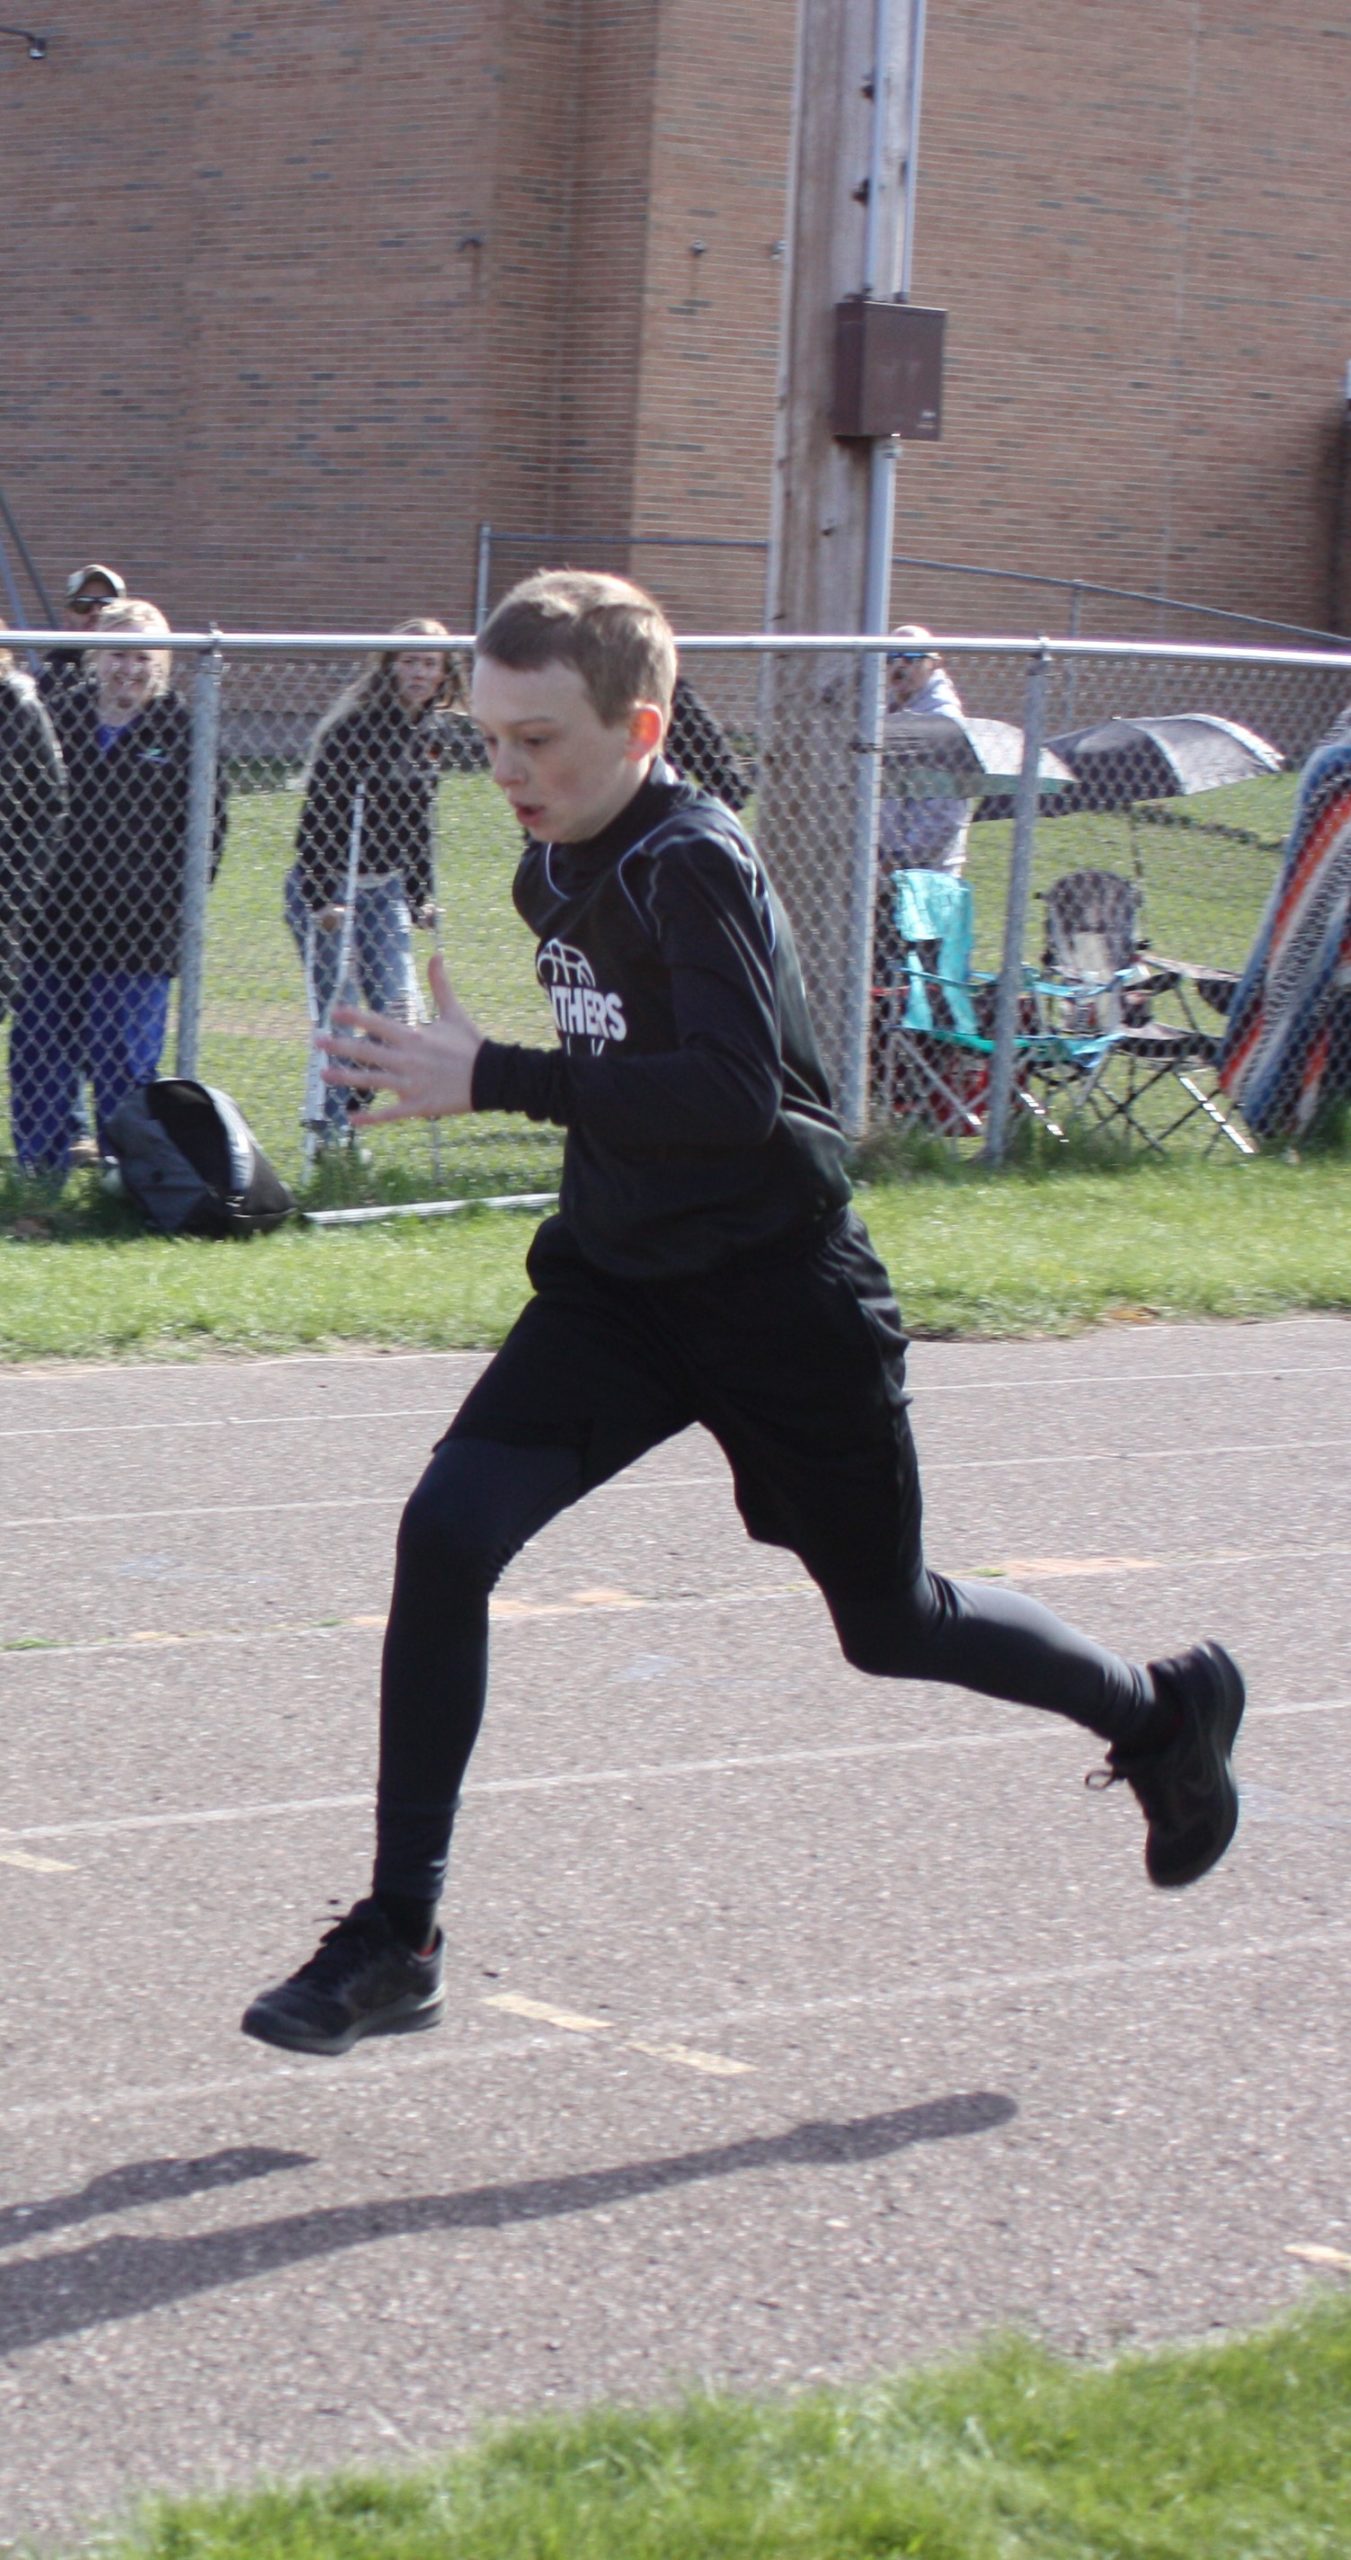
[{"left": 626, "top": 701, "right": 665, "bottom": 761}]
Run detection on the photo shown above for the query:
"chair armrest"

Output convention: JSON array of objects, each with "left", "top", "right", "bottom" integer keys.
[{"left": 1144, "top": 954, "right": 1239, "bottom": 1014}]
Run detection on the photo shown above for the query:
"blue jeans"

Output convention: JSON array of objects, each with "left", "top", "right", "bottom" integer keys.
[
  {"left": 9, "top": 962, "right": 171, "bottom": 1179},
  {"left": 284, "top": 866, "right": 419, "bottom": 1138}
]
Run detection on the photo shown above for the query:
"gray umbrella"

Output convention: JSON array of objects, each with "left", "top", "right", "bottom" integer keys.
[
  {"left": 1045, "top": 712, "right": 1283, "bottom": 811},
  {"left": 883, "top": 711, "right": 1074, "bottom": 801}
]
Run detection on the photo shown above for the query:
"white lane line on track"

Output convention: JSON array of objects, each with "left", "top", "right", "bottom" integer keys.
[
  {"left": 3, "top": 1543, "right": 1350, "bottom": 1669},
  {"left": 920, "top": 1437, "right": 1349, "bottom": 1474},
  {"left": 0, "top": 1406, "right": 453, "bottom": 1443},
  {"left": 0, "top": 2033, "right": 558, "bottom": 2129},
  {"left": 5, "top": 1443, "right": 1340, "bottom": 1536},
  {"left": 0, "top": 1329, "right": 1341, "bottom": 1402},
  {"left": 0, "top": 1479, "right": 718, "bottom": 1532},
  {"left": 1, "top": 1698, "right": 1344, "bottom": 1848},
  {"left": 1, "top": 1364, "right": 1346, "bottom": 1443},
  {"left": 1, "top": 1437, "right": 1344, "bottom": 1533},
  {"left": 695, "top": 1924, "right": 1351, "bottom": 2035},
  {"left": 0, "top": 1496, "right": 405, "bottom": 1531},
  {"left": 4, "top": 1922, "right": 1347, "bottom": 2135},
  {"left": 914, "top": 1363, "right": 1351, "bottom": 1393}
]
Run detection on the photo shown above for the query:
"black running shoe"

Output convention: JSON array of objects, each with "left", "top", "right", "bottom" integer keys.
[
  {"left": 1090, "top": 1640, "right": 1246, "bottom": 1889},
  {"left": 242, "top": 1897, "right": 445, "bottom": 2055}
]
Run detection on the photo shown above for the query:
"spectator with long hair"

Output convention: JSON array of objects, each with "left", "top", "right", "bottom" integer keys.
[
  {"left": 286, "top": 618, "right": 468, "bottom": 1150},
  {"left": 0, "top": 620, "right": 66, "bottom": 1027},
  {"left": 9, "top": 599, "right": 228, "bottom": 1180}
]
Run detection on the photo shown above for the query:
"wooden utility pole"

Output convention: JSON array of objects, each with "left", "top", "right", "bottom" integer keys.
[{"left": 760, "top": 0, "right": 917, "bottom": 1126}]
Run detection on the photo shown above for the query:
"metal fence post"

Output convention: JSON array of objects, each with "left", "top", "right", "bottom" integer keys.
[
  {"left": 175, "top": 635, "right": 223, "bottom": 1081},
  {"left": 1061, "top": 583, "right": 1083, "bottom": 729},
  {"left": 474, "top": 522, "right": 492, "bottom": 631},
  {"left": 982, "top": 641, "right": 1050, "bottom": 1166},
  {"left": 840, "top": 633, "right": 888, "bottom": 1139}
]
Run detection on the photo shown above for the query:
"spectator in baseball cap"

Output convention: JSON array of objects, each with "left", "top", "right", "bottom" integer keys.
[
  {"left": 65, "top": 563, "right": 127, "bottom": 610},
  {"left": 881, "top": 621, "right": 973, "bottom": 876},
  {"left": 39, "top": 563, "right": 130, "bottom": 714}
]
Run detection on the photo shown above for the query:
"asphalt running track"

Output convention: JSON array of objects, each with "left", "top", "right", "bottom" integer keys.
[{"left": 0, "top": 1316, "right": 1348, "bottom": 2549}]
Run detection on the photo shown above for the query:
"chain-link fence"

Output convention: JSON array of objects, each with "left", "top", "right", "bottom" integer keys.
[{"left": 1, "top": 626, "right": 1348, "bottom": 1222}]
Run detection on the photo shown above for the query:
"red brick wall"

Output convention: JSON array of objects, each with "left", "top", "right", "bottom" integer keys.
[
  {"left": 626, "top": 0, "right": 795, "bottom": 633},
  {"left": 889, "top": 0, "right": 1351, "bottom": 639},
  {"left": 2, "top": 0, "right": 1347, "bottom": 637}
]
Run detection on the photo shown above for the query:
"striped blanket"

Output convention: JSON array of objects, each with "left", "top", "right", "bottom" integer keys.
[{"left": 1218, "top": 730, "right": 1351, "bottom": 1139}]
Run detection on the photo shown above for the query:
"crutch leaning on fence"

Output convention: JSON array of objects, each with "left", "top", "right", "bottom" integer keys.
[
  {"left": 302, "top": 780, "right": 365, "bottom": 1169},
  {"left": 285, "top": 619, "right": 460, "bottom": 1163}
]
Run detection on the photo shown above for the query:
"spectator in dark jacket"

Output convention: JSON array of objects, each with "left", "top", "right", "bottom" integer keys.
[
  {"left": 0, "top": 625, "right": 66, "bottom": 1019},
  {"left": 9, "top": 599, "right": 228, "bottom": 1180},
  {"left": 285, "top": 618, "right": 466, "bottom": 1147}
]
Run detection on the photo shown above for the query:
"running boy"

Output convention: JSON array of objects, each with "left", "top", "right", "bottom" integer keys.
[{"left": 243, "top": 572, "right": 1245, "bottom": 2056}]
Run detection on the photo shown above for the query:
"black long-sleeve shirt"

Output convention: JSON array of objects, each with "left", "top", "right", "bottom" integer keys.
[{"left": 471, "top": 762, "right": 850, "bottom": 1277}]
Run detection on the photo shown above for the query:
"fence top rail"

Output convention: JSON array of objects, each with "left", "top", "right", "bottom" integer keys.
[
  {"left": 886, "top": 552, "right": 1345, "bottom": 645},
  {"left": 3, "top": 627, "right": 1350, "bottom": 670},
  {"left": 682, "top": 634, "right": 1351, "bottom": 668}
]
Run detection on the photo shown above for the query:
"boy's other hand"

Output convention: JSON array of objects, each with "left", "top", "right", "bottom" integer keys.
[{"left": 318, "top": 954, "right": 484, "bottom": 1122}]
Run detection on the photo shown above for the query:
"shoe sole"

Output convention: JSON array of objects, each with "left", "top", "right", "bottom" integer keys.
[
  {"left": 1150, "top": 1639, "right": 1245, "bottom": 1890},
  {"left": 240, "top": 1987, "right": 445, "bottom": 2057}
]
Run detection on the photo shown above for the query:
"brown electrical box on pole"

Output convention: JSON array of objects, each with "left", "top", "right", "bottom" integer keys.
[{"left": 832, "top": 299, "right": 945, "bottom": 441}]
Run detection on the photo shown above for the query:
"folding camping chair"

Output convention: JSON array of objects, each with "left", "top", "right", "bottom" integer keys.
[
  {"left": 874, "top": 870, "right": 988, "bottom": 1133},
  {"left": 876, "top": 869, "right": 1117, "bottom": 1141},
  {"left": 1032, "top": 866, "right": 1253, "bottom": 1155}
]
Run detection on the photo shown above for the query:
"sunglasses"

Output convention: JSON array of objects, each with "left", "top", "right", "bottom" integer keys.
[
  {"left": 71, "top": 594, "right": 113, "bottom": 616},
  {"left": 888, "top": 651, "right": 928, "bottom": 666}
]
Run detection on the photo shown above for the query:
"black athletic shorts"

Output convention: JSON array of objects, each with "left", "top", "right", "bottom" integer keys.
[{"left": 446, "top": 1207, "right": 925, "bottom": 1605}]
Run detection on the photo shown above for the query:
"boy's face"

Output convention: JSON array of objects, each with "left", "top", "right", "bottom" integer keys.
[{"left": 471, "top": 653, "right": 663, "bottom": 843}]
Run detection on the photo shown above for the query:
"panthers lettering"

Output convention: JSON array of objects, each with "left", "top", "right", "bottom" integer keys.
[{"left": 537, "top": 938, "right": 628, "bottom": 1055}]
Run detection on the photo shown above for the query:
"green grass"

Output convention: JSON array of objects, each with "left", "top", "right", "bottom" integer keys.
[
  {"left": 1, "top": 1151, "right": 1346, "bottom": 1361},
  {"left": 65, "top": 2287, "right": 1351, "bottom": 2557}
]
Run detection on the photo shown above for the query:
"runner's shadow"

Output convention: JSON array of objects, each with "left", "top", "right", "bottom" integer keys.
[
  {"left": 0, "top": 2091, "right": 1014, "bottom": 2359},
  {"left": 0, "top": 2147, "right": 314, "bottom": 2250}
]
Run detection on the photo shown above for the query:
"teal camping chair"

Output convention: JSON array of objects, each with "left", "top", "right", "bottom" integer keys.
[
  {"left": 893, "top": 869, "right": 979, "bottom": 1037},
  {"left": 877, "top": 868, "right": 1124, "bottom": 1140},
  {"left": 876, "top": 871, "right": 991, "bottom": 1134}
]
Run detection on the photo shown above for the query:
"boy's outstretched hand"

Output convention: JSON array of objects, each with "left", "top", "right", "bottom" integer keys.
[{"left": 318, "top": 952, "right": 485, "bottom": 1124}]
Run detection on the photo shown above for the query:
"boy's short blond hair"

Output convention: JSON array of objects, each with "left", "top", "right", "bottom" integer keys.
[{"left": 477, "top": 570, "right": 676, "bottom": 727}]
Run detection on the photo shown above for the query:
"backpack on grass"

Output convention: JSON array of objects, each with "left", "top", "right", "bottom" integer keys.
[{"left": 104, "top": 1078, "right": 295, "bottom": 1238}]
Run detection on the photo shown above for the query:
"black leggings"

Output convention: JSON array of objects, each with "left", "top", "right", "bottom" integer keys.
[{"left": 374, "top": 1388, "right": 1155, "bottom": 1909}]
